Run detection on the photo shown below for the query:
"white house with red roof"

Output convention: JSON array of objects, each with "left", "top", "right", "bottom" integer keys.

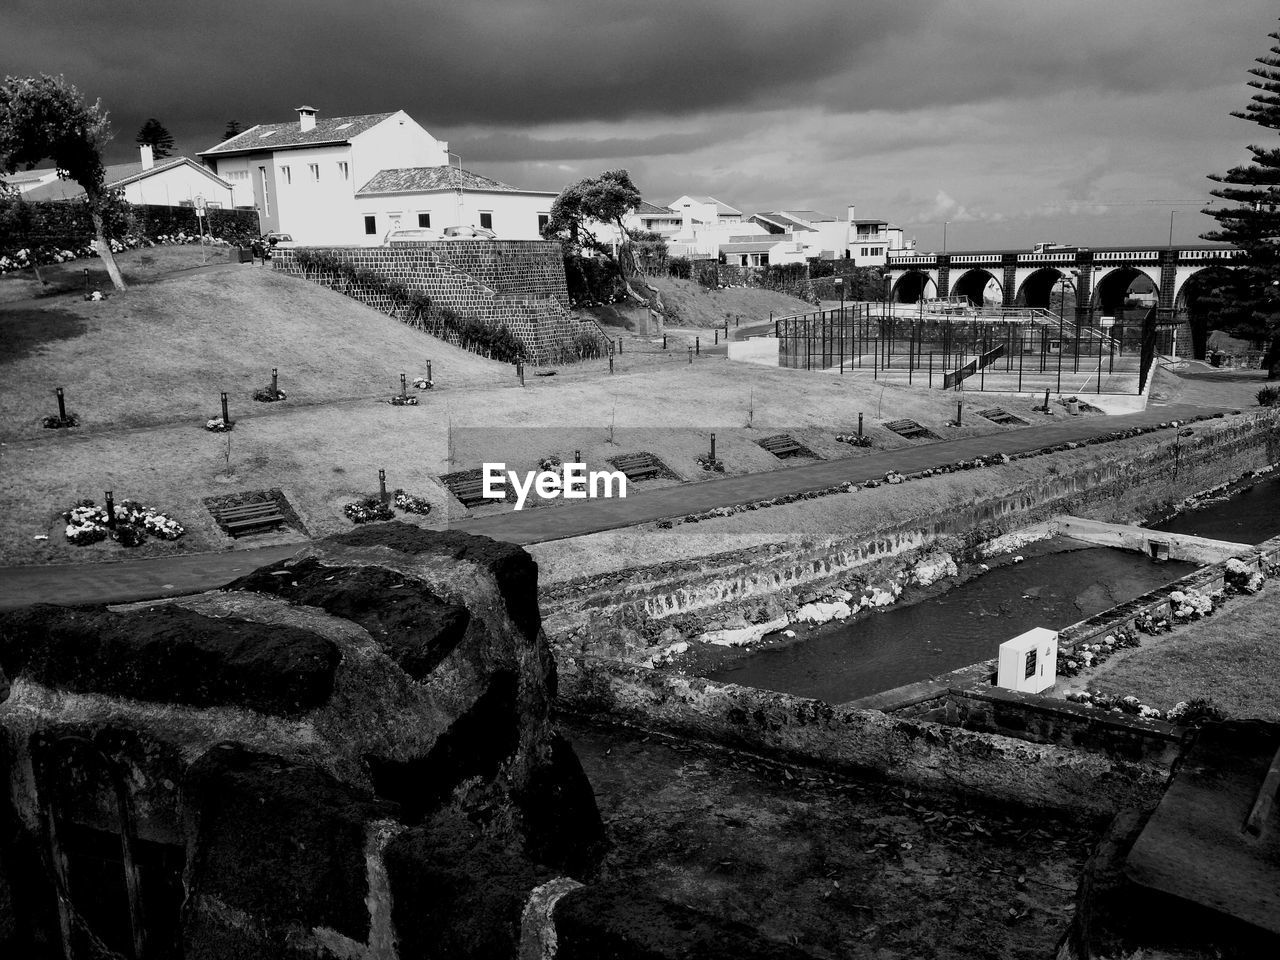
[{"left": 198, "top": 106, "right": 555, "bottom": 244}]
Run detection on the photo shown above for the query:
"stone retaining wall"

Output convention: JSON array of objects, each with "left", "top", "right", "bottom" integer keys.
[
  {"left": 272, "top": 241, "right": 608, "bottom": 364},
  {"left": 557, "top": 656, "right": 1172, "bottom": 818},
  {"left": 544, "top": 412, "right": 1280, "bottom": 661}
]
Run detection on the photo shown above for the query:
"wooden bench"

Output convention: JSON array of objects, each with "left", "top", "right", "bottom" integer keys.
[
  {"left": 611, "top": 454, "right": 661, "bottom": 481},
  {"left": 977, "top": 407, "right": 1029, "bottom": 426},
  {"left": 215, "top": 501, "right": 286, "bottom": 537},
  {"left": 758, "top": 434, "right": 803, "bottom": 458},
  {"left": 883, "top": 419, "right": 935, "bottom": 440},
  {"left": 447, "top": 476, "right": 504, "bottom": 509}
]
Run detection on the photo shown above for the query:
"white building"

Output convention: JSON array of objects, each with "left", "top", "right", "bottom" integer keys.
[
  {"left": 21, "top": 146, "right": 236, "bottom": 209},
  {"left": 198, "top": 106, "right": 554, "bottom": 244},
  {"left": 354, "top": 166, "right": 555, "bottom": 241},
  {"left": 752, "top": 207, "right": 910, "bottom": 266},
  {"left": 720, "top": 233, "right": 809, "bottom": 268}
]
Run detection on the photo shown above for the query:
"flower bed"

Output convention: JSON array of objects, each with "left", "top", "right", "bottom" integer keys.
[
  {"left": 1063, "top": 691, "right": 1224, "bottom": 726},
  {"left": 205, "top": 416, "right": 233, "bottom": 432},
  {"left": 62, "top": 498, "right": 185, "bottom": 547},
  {"left": 42, "top": 413, "right": 79, "bottom": 430},
  {"left": 252, "top": 387, "right": 287, "bottom": 403},
  {"left": 385, "top": 394, "right": 419, "bottom": 406},
  {"left": 696, "top": 455, "right": 725, "bottom": 473},
  {"left": 835, "top": 433, "right": 872, "bottom": 447},
  {"left": 412, "top": 377, "right": 434, "bottom": 390},
  {"left": 343, "top": 496, "right": 395, "bottom": 524},
  {"left": 392, "top": 490, "right": 432, "bottom": 515},
  {"left": 345, "top": 489, "right": 434, "bottom": 523}
]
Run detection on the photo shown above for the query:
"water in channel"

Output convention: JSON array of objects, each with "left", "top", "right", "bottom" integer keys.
[
  {"left": 706, "top": 539, "right": 1196, "bottom": 705},
  {"left": 1146, "top": 473, "right": 1280, "bottom": 545}
]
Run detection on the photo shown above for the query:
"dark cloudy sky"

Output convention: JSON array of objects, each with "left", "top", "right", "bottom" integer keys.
[{"left": 3, "top": 0, "right": 1276, "bottom": 249}]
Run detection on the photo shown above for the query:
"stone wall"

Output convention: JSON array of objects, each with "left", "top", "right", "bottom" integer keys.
[
  {"left": 543, "top": 412, "right": 1280, "bottom": 661},
  {"left": 0, "top": 525, "right": 605, "bottom": 958},
  {"left": 272, "top": 242, "right": 609, "bottom": 364},
  {"left": 556, "top": 656, "right": 1172, "bottom": 819}
]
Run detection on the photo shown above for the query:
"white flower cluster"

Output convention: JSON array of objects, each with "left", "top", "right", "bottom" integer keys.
[
  {"left": 1225, "top": 558, "right": 1266, "bottom": 594},
  {"left": 1168, "top": 589, "right": 1216, "bottom": 619},
  {"left": 205, "top": 416, "right": 232, "bottom": 431},
  {"left": 61, "top": 499, "right": 184, "bottom": 547},
  {"left": 412, "top": 377, "right": 434, "bottom": 390}
]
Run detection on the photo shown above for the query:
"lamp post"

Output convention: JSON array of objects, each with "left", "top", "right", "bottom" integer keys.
[
  {"left": 834, "top": 277, "right": 845, "bottom": 369},
  {"left": 943, "top": 220, "right": 950, "bottom": 254},
  {"left": 1168, "top": 210, "right": 1176, "bottom": 247},
  {"left": 1056, "top": 274, "right": 1071, "bottom": 393}
]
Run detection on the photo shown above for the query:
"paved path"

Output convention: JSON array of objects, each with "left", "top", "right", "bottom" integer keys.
[{"left": 0, "top": 403, "right": 1226, "bottom": 610}]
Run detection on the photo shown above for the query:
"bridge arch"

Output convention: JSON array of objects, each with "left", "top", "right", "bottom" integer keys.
[
  {"left": 949, "top": 268, "right": 1002, "bottom": 307},
  {"left": 1014, "top": 268, "right": 1072, "bottom": 309},
  {"left": 891, "top": 270, "right": 936, "bottom": 303},
  {"left": 1091, "top": 266, "right": 1161, "bottom": 317},
  {"left": 1172, "top": 264, "right": 1238, "bottom": 313}
]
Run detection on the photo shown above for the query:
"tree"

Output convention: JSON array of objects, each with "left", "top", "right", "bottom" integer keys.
[
  {"left": 542, "top": 169, "right": 664, "bottom": 310},
  {"left": 1202, "top": 21, "right": 1280, "bottom": 378},
  {"left": 223, "top": 120, "right": 242, "bottom": 141},
  {"left": 0, "top": 74, "right": 127, "bottom": 290},
  {"left": 135, "top": 117, "right": 174, "bottom": 158}
]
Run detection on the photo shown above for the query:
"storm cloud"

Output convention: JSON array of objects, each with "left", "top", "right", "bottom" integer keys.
[{"left": 2, "top": 0, "right": 1275, "bottom": 247}]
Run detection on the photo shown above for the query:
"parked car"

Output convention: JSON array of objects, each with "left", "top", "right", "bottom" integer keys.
[
  {"left": 441, "top": 225, "right": 497, "bottom": 240},
  {"left": 385, "top": 227, "right": 444, "bottom": 244}
]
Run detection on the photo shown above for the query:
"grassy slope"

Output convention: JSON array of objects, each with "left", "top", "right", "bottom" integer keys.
[
  {"left": 645, "top": 276, "right": 816, "bottom": 328},
  {"left": 0, "top": 260, "right": 1165, "bottom": 567},
  {"left": 0, "top": 264, "right": 510, "bottom": 438},
  {"left": 0, "top": 245, "right": 224, "bottom": 304},
  {"left": 1064, "top": 580, "right": 1280, "bottom": 721}
]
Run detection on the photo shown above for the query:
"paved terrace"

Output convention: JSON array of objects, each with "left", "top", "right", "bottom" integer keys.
[{"left": 0, "top": 403, "right": 1229, "bottom": 610}]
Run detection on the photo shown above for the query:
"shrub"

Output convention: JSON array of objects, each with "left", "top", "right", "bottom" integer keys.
[
  {"left": 668, "top": 256, "right": 692, "bottom": 280},
  {"left": 344, "top": 496, "right": 395, "bottom": 524},
  {"left": 696, "top": 262, "right": 720, "bottom": 289},
  {"left": 1258, "top": 385, "right": 1279, "bottom": 407}
]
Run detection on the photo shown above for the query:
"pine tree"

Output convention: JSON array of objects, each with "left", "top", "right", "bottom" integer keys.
[
  {"left": 223, "top": 120, "right": 242, "bottom": 141},
  {"left": 135, "top": 117, "right": 174, "bottom": 159},
  {"left": 1203, "top": 22, "right": 1280, "bottom": 378}
]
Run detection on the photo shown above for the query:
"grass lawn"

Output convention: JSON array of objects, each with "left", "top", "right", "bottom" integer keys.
[
  {"left": 645, "top": 276, "right": 816, "bottom": 328},
  {"left": 0, "top": 264, "right": 511, "bottom": 438},
  {"left": 1058, "top": 579, "right": 1280, "bottom": 721},
  {"left": 0, "top": 264, "right": 1061, "bottom": 565},
  {"left": 0, "top": 244, "right": 230, "bottom": 304}
]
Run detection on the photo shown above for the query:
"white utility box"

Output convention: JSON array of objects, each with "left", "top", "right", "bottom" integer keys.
[{"left": 996, "top": 628, "right": 1058, "bottom": 693}]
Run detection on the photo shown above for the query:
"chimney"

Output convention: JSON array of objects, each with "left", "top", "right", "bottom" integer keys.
[
  {"left": 846, "top": 203, "right": 856, "bottom": 223},
  {"left": 139, "top": 144, "right": 154, "bottom": 171},
  {"left": 296, "top": 105, "right": 318, "bottom": 133}
]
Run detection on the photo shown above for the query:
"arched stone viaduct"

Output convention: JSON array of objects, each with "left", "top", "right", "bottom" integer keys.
[{"left": 885, "top": 245, "right": 1241, "bottom": 323}]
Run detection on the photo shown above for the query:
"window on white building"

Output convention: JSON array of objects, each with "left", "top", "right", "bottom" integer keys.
[
  {"left": 538, "top": 213, "right": 549, "bottom": 234},
  {"left": 309, "top": 163, "right": 319, "bottom": 182},
  {"left": 364, "top": 215, "right": 376, "bottom": 235},
  {"left": 338, "top": 161, "right": 349, "bottom": 180},
  {"left": 281, "top": 166, "right": 291, "bottom": 185},
  {"left": 479, "top": 212, "right": 493, "bottom": 230},
  {"left": 259, "top": 166, "right": 269, "bottom": 216},
  {"left": 418, "top": 213, "right": 431, "bottom": 228}
]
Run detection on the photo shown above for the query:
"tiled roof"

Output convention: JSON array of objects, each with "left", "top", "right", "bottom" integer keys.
[
  {"left": 21, "top": 157, "right": 227, "bottom": 201},
  {"left": 200, "top": 112, "right": 395, "bottom": 156},
  {"left": 634, "top": 200, "right": 674, "bottom": 215},
  {"left": 355, "top": 165, "right": 531, "bottom": 195},
  {"left": 671, "top": 195, "right": 742, "bottom": 216},
  {"left": 752, "top": 212, "right": 817, "bottom": 233},
  {"left": 782, "top": 209, "right": 837, "bottom": 222},
  {"left": 721, "top": 235, "right": 798, "bottom": 253}
]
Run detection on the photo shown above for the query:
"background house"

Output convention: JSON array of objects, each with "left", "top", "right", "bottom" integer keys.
[
  {"left": 354, "top": 166, "right": 555, "bottom": 241},
  {"left": 199, "top": 106, "right": 554, "bottom": 244},
  {"left": 20, "top": 146, "right": 236, "bottom": 209}
]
